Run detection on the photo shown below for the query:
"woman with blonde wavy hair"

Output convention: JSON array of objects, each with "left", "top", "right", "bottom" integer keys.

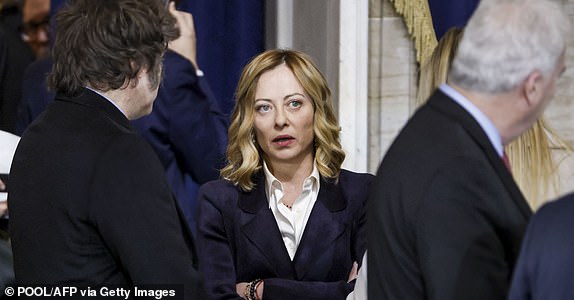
[
  {"left": 196, "top": 49, "right": 373, "bottom": 300},
  {"left": 417, "top": 27, "right": 572, "bottom": 210}
]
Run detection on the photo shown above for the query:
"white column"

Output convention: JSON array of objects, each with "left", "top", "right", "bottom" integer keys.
[
  {"left": 339, "top": 0, "right": 369, "bottom": 173},
  {"left": 276, "top": 0, "right": 294, "bottom": 49}
]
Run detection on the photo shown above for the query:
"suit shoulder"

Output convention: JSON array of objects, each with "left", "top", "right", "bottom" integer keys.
[
  {"left": 337, "top": 169, "right": 374, "bottom": 203},
  {"left": 96, "top": 133, "right": 166, "bottom": 178},
  {"left": 339, "top": 169, "right": 374, "bottom": 186},
  {"left": 198, "top": 179, "right": 238, "bottom": 196},
  {"left": 102, "top": 132, "right": 156, "bottom": 158},
  {"left": 534, "top": 193, "right": 574, "bottom": 225},
  {"left": 197, "top": 179, "right": 243, "bottom": 214}
]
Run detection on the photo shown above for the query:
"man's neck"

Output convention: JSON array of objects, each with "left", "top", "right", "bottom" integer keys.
[
  {"left": 86, "top": 86, "right": 131, "bottom": 119},
  {"left": 448, "top": 82, "right": 520, "bottom": 146}
]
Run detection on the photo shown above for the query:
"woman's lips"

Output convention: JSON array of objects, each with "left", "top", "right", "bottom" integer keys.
[{"left": 273, "top": 135, "right": 295, "bottom": 147}]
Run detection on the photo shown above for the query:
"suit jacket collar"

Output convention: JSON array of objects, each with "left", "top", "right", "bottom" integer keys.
[
  {"left": 238, "top": 172, "right": 347, "bottom": 279},
  {"left": 428, "top": 90, "right": 532, "bottom": 219},
  {"left": 55, "top": 88, "right": 132, "bottom": 131}
]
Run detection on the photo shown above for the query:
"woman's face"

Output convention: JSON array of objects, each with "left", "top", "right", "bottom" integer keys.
[{"left": 253, "top": 64, "right": 315, "bottom": 167}]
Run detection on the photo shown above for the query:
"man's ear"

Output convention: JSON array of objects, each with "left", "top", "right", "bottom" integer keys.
[{"left": 522, "top": 70, "right": 543, "bottom": 106}]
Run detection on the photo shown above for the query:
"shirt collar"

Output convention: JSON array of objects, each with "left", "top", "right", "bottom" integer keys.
[
  {"left": 85, "top": 86, "right": 127, "bottom": 117},
  {"left": 439, "top": 84, "right": 504, "bottom": 157},
  {"left": 263, "top": 160, "right": 320, "bottom": 205}
]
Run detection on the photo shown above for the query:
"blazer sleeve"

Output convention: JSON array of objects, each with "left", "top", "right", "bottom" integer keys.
[
  {"left": 134, "top": 50, "right": 228, "bottom": 183},
  {"left": 508, "top": 199, "right": 567, "bottom": 300},
  {"left": 507, "top": 215, "right": 537, "bottom": 300},
  {"left": 89, "top": 134, "right": 202, "bottom": 297},
  {"left": 196, "top": 182, "right": 244, "bottom": 300},
  {"left": 15, "top": 57, "right": 54, "bottom": 135},
  {"left": 262, "top": 278, "right": 354, "bottom": 300},
  {"left": 416, "top": 158, "right": 513, "bottom": 300}
]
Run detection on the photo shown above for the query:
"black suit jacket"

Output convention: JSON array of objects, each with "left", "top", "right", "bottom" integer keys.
[
  {"left": 9, "top": 89, "right": 202, "bottom": 298},
  {"left": 368, "top": 89, "right": 532, "bottom": 300},
  {"left": 196, "top": 170, "right": 373, "bottom": 300}
]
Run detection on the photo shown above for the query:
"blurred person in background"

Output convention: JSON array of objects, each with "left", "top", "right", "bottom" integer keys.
[{"left": 0, "top": 0, "right": 48, "bottom": 133}]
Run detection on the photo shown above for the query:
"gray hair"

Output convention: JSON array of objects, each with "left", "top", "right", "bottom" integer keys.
[{"left": 448, "top": 0, "right": 570, "bottom": 93}]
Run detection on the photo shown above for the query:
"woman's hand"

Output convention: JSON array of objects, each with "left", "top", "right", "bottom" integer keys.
[
  {"left": 0, "top": 179, "right": 7, "bottom": 217},
  {"left": 236, "top": 282, "right": 248, "bottom": 299},
  {"left": 348, "top": 261, "right": 358, "bottom": 283},
  {"left": 236, "top": 281, "right": 264, "bottom": 299}
]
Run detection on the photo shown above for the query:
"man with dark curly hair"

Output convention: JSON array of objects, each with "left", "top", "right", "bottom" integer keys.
[{"left": 8, "top": 0, "right": 202, "bottom": 297}]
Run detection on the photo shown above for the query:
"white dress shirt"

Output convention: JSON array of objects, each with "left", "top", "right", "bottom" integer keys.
[
  {"left": 439, "top": 83, "right": 504, "bottom": 157},
  {"left": 85, "top": 86, "right": 127, "bottom": 117},
  {"left": 263, "top": 161, "right": 320, "bottom": 260}
]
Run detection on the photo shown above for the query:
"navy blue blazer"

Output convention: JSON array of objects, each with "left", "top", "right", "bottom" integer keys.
[
  {"left": 196, "top": 170, "right": 373, "bottom": 300},
  {"left": 15, "top": 57, "right": 55, "bottom": 135},
  {"left": 509, "top": 193, "right": 574, "bottom": 300},
  {"left": 120, "top": 51, "right": 228, "bottom": 234}
]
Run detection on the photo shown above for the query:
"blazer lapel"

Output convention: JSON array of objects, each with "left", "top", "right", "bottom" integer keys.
[
  {"left": 429, "top": 90, "right": 532, "bottom": 220},
  {"left": 238, "top": 174, "right": 294, "bottom": 278},
  {"left": 292, "top": 178, "right": 346, "bottom": 279}
]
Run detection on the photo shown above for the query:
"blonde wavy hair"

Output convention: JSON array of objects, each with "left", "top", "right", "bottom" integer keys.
[
  {"left": 417, "top": 27, "right": 571, "bottom": 210},
  {"left": 221, "top": 49, "right": 346, "bottom": 191},
  {"left": 416, "top": 28, "right": 462, "bottom": 107}
]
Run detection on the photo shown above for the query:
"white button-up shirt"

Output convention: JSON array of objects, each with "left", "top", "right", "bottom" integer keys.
[
  {"left": 439, "top": 84, "right": 504, "bottom": 157},
  {"left": 85, "top": 86, "right": 127, "bottom": 117},
  {"left": 263, "top": 161, "right": 320, "bottom": 260}
]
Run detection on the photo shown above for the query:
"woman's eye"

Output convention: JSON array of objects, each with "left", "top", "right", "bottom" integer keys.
[
  {"left": 256, "top": 104, "right": 271, "bottom": 112},
  {"left": 288, "top": 100, "right": 302, "bottom": 108}
]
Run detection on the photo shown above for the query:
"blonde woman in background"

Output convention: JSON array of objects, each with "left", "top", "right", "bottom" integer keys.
[{"left": 417, "top": 27, "right": 573, "bottom": 210}]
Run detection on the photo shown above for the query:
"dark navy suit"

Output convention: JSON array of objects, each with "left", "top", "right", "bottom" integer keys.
[
  {"left": 196, "top": 170, "right": 373, "bottom": 300},
  {"left": 15, "top": 57, "right": 55, "bottom": 135},
  {"left": 132, "top": 50, "right": 228, "bottom": 234},
  {"left": 509, "top": 194, "right": 574, "bottom": 300}
]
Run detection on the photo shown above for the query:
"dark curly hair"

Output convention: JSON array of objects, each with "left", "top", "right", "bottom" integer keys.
[{"left": 48, "top": 0, "right": 179, "bottom": 96}]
